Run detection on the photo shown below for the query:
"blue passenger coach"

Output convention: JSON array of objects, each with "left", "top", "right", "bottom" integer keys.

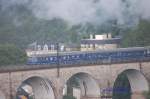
[{"left": 27, "top": 47, "right": 150, "bottom": 65}]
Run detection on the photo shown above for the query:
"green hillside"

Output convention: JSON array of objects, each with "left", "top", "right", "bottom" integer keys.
[
  {"left": 122, "top": 20, "right": 150, "bottom": 47},
  {"left": 0, "top": 2, "right": 150, "bottom": 66}
]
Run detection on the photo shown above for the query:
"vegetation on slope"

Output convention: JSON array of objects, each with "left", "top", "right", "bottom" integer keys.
[
  {"left": 0, "top": 2, "right": 150, "bottom": 66},
  {"left": 0, "top": 44, "right": 27, "bottom": 66},
  {"left": 121, "top": 20, "right": 150, "bottom": 47}
]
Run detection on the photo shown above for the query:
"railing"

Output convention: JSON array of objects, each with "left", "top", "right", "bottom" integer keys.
[{"left": 0, "top": 64, "right": 57, "bottom": 73}]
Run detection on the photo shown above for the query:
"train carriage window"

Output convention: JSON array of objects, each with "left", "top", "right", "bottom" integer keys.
[
  {"left": 76, "top": 55, "right": 79, "bottom": 58},
  {"left": 85, "top": 53, "right": 90, "bottom": 59},
  {"left": 39, "top": 57, "right": 43, "bottom": 63},
  {"left": 72, "top": 55, "right": 75, "bottom": 58},
  {"left": 91, "top": 53, "right": 94, "bottom": 58},
  {"left": 50, "top": 57, "right": 53, "bottom": 61},
  {"left": 40, "top": 57, "right": 44, "bottom": 61},
  {"left": 92, "top": 53, "right": 97, "bottom": 58},
  {"left": 63, "top": 56, "right": 66, "bottom": 60},
  {"left": 72, "top": 55, "right": 77, "bottom": 60},
  {"left": 67, "top": 55, "right": 70, "bottom": 59},
  {"left": 125, "top": 52, "right": 130, "bottom": 56},
  {"left": 109, "top": 52, "right": 113, "bottom": 57},
  {"left": 121, "top": 51, "right": 127, "bottom": 56},
  {"left": 96, "top": 53, "right": 99, "bottom": 58},
  {"left": 38, "top": 57, "right": 41, "bottom": 61},
  {"left": 64, "top": 56, "right": 67, "bottom": 60},
  {"left": 98, "top": 54, "right": 103, "bottom": 58},
  {"left": 88, "top": 54, "right": 91, "bottom": 58},
  {"left": 118, "top": 52, "right": 122, "bottom": 57},
  {"left": 75, "top": 55, "right": 79, "bottom": 59},
  {"left": 137, "top": 51, "right": 144, "bottom": 56},
  {"left": 81, "top": 54, "right": 86, "bottom": 59},
  {"left": 145, "top": 49, "right": 150, "bottom": 57},
  {"left": 144, "top": 50, "right": 147, "bottom": 55},
  {"left": 53, "top": 57, "right": 57, "bottom": 61},
  {"left": 77, "top": 54, "right": 82, "bottom": 59},
  {"left": 29, "top": 57, "right": 37, "bottom": 63},
  {"left": 46, "top": 57, "right": 49, "bottom": 61},
  {"left": 117, "top": 52, "right": 122, "bottom": 57},
  {"left": 71, "top": 55, "right": 75, "bottom": 59},
  {"left": 43, "top": 57, "right": 46, "bottom": 61},
  {"left": 147, "top": 49, "right": 150, "bottom": 54}
]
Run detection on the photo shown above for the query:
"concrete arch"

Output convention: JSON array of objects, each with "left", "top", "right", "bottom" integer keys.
[
  {"left": 0, "top": 90, "right": 6, "bottom": 99},
  {"left": 64, "top": 72, "right": 100, "bottom": 99},
  {"left": 113, "top": 69, "right": 149, "bottom": 99},
  {"left": 17, "top": 76, "right": 55, "bottom": 99}
]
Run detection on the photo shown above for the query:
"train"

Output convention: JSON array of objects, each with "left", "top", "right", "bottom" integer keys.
[{"left": 27, "top": 47, "right": 150, "bottom": 65}]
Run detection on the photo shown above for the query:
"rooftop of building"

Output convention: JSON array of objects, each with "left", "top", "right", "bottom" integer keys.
[
  {"left": 81, "top": 33, "right": 121, "bottom": 44},
  {"left": 81, "top": 38, "right": 121, "bottom": 44}
]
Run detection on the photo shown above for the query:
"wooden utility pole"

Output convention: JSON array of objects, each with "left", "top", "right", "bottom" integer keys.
[
  {"left": 56, "top": 43, "right": 60, "bottom": 78},
  {"left": 9, "top": 72, "right": 13, "bottom": 99}
]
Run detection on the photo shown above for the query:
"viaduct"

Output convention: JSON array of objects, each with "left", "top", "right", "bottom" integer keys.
[{"left": 0, "top": 61, "right": 150, "bottom": 99}]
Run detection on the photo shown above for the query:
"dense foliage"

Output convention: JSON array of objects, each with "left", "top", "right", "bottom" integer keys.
[
  {"left": 0, "top": 2, "right": 150, "bottom": 66},
  {"left": 0, "top": 44, "right": 27, "bottom": 66},
  {"left": 1, "top": 2, "right": 150, "bottom": 48},
  {"left": 0, "top": 2, "right": 122, "bottom": 48},
  {"left": 121, "top": 20, "right": 150, "bottom": 47},
  {"left": 144, "top": 92, "right": 150, "bottom": 99}
]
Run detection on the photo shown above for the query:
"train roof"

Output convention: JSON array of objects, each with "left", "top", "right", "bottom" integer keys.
[{"left": 28, "top": 46, "right": 150, "bottom": 57}]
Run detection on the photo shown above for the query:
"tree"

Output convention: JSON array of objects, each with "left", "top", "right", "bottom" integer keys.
[
  {"left": 143, "top": 91, "right": 150, "bottom": 99},
  {"left": 0, "top": 44, "right": 27, "bottom": 66},
  {"left": 121, "top": 20, "right": 150, "bottom": 47}
]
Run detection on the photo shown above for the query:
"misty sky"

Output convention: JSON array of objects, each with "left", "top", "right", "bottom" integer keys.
[{"left": 1, "top": 0, "right": 150, "bottom": 25}]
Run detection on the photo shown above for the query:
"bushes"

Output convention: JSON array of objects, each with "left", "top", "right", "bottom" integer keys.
[
  {"left": 121, "top": 20, "right": 150, "bottom": 47},
  {"left": 143, "top": 91, "right": 150, "bottom": 99},
  {"left": 0, "top": 44, "right": 27, "bottom": 66}
]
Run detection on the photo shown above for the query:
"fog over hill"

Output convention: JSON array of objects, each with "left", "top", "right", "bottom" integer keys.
[
  {"left": 0, "top": 0, "right": 150, "bottom": 48},
  {"left": 1, "top": 0, "right": 150, "bottom": 25},
  {"left": 0, "top": 0, "right": 150, "bottom": 66}
]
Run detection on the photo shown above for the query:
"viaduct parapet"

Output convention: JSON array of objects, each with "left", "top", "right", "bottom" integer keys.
[{"left": 0, "top": 61, "right": 150, "bottom": 99}]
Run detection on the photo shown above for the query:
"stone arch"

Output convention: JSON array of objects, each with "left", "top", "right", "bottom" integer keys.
[
  {"left": 21, "top": 72, "right": 48, "bottom": 82},
  {"left": 17, "top": 76, "right": 55, "bottom": 99},
  {"left": 113, "top": 69, "right": 149, "bottom": 99},
  {"left": 64, "top": 72, "right": 100, "bottom": 99},
  {"left": 0, "top": 90, "right": 6, "bottom": 99}
]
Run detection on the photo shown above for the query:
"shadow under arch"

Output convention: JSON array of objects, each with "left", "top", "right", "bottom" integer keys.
[
  {"left": 113, "top": 69, "right": 149, "bottom": 99},
  {"left": 64, "top": 72, "right": 100, "bottom": 99},
  {"left": 16, "top": 76, "right": 55, "bottom": 99}
]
